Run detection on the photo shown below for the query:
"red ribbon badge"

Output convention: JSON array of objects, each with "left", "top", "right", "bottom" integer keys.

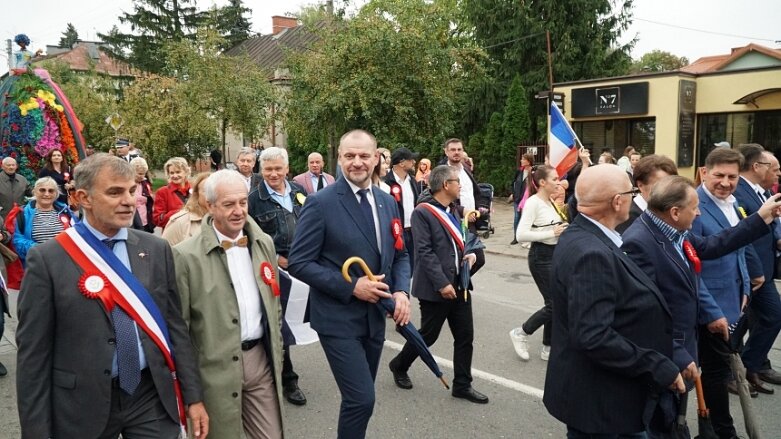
[
  {"left": 682, "top": 240, "right": 701, "bottom": 274},
  {"left": 260, "top": 262, "right": 280, "bottom": 297},
  {"left": 63, "top": 172, "right": 70, "bottom": 182},
  {"left": 59, "top": 213, "right": 70, "bottom": 228},
  {"left": 390, "top": 184, "right": 401, "bottom": 202},
  {"left": 391, "top": 218, "right": 404, "bottom": 251},
  {"left": 78, "top": 272, "right": 114, "bottom": 311}
]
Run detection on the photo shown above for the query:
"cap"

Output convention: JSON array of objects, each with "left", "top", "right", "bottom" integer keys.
[
  {"left": 714, "top": 141, "right": 731, "bottom": 149},
  {"left": 391, "top": 147, "right": 419, "bottom": 165}
]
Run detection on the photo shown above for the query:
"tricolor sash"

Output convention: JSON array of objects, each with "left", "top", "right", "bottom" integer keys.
[
  {"left": 419, "top": 203, "right": 464, "bottom": 251},
  {"left": 56, "top": 223, "right": 187, "bottom": 435}
]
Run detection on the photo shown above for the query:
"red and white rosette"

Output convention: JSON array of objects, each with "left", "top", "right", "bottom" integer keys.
[
  {"left": 59, "top": 213, "right": 71, "bottom": 228},
  {"left": 390, "top": 184, "right": 401, "bottom": 202},
  {"left": 391, "top": 218, "right": 404, "bottom": 251},
  {"left": 260, "top": 262, "right": 281, "bottom": 297},
  {"left": 63, "top": 172, "right": 70, "bottom": 182},
  {"left": 78, "top": 272, "right": 114, "bottom": 311},
  {"left": 682, "top": 240, "right": 701, "bottom": 274}
]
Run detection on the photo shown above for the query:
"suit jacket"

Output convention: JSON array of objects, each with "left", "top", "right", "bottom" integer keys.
[
  {"left": 410, "top": 201, "right": 472, "bottom": 302},
  {"left": 384, "top": 170, "right": 419, "bottom": 227},
  {"left": 293, "top": 171, "right": 336, "bottom": 195},
  {"left": 288, "top": 176, "right": 410, "bottom": 339},
  {"left": 246, "top": 172, "right": 262, "bottom": 193},
  {"left": 691, "top": 186, "right": 750, "bottom": 325},
  {"left": 173, "top": 215, "right": 284, "bottom": 439},
  {"left": 543, "top": 214, "right": 679, "bottom": 434},
  {"left": 0, "top": 171, "right": 29, "bottom": 215},
  {"left": 16, "top": 229, "right": 202, "bottom": 439},
  {"left": 733, "top": 177, "right": 778, "bottom": 283}
]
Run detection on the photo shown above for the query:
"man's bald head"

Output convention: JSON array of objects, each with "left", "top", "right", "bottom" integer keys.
[{"left": 576, "top": 164, "right": 632, "bottom": 206}]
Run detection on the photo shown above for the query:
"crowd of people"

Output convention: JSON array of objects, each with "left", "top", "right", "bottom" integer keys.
[{"left": 0, "top": 132, "right": 779, "bottom": 439}]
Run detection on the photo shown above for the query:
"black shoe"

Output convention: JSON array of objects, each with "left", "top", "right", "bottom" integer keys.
[
  {"left": 0, "top": 362, "right": 6, "bottom": 377},
  {"left": 452, "top": 387, "right": 489, "bottom": 404},
  {"left": 283, "top": 384, "right": 307, "bottom": 406},
  {"left": 510, "top": 239, "right": 518, "bottom": 245},
  {"left": 728, "top": 379, "right": 758, "bottom": 398},
  {"left": 758, "top": 368, "right": 781, "bottom": 385},
  {"left": 388, "top": 361, "right": 413, "bottom": 389},
  {"left": 747, "top": 373, "right": 775, "bottom": 395}
]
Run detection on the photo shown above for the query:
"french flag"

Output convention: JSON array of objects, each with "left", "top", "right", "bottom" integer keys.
[{"left": 548, "top": 101, "right": 580, "bottom": 178}]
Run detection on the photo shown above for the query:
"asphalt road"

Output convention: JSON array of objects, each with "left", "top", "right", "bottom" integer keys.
[{"left": 0, "top": 201, "right": 779, "bottom": 438}]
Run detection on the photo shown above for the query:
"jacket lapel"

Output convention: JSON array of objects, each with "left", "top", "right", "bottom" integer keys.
[
  {"left": 638, "top": 215, "right": 696, "bottom": 293},
  {"left": 336, "top": 179, "right": 380, "bottom": 254},
  {"left": 697, "top": 187, "right": 731, "bottom": 230},
  {"left": 125, "top": 231, "right": 151, "bottom": 294}
]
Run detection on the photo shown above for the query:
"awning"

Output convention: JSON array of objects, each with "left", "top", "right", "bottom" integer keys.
[{"left": 733, "top": 88, "right": 781, "bottom": 108}]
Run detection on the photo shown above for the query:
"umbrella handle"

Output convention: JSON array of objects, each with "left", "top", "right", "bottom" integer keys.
[
  {"left": 463, "top": 209, "right": 480, "bottom": 223},
  {"left": 341, "top": 256, "right": 379, "bottom": 283},
  {"left": 694, "top": 375, "right": 709, "bottom": 416}
]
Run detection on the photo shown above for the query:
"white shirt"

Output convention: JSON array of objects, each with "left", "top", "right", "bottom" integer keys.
[
  {"left": 741, "top": 175, "right": 767, "bottom": 202},
  {"left": 702, "top": 186, "right": 739, "bottom": 227},
  {"left": 393, "top": 170, "right": 415, "bottom": 227},
  {"left": 346, "top": 179, "right": 382, "bottom": 250},
  {"left": 309, "top": 172, "right": 328, "bottom": 192},
  {"left": 453, "top": 164, "right": 475, "bottom": 210},
  {"left": 213, "top": 226, "right": 264, "bottom": 341},
  {"left": 633, "top": 196, "right": 648, "bottom": 212},
  {"left": 581, "top": 213, "right": 623, "bottom": 247},
  {"left": 241, "top": 174, "right": 252, "bottom": 191},
  {"left": 515, "top": 195, "right": 563, "bottom": 245}
]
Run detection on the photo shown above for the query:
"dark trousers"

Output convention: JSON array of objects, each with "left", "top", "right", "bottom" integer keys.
[
  {"left": 404, "top": 229, "right": 414, "bottom": 274},
  {"left": 391, "top": 297, "right": 474, "bottom": 391},
  {"left": 522, "top": 242, "right": 554, "bottom": 346},
  {"left": 320, "top": 334, "right": 384, "bottom": 439},
  {"left": 98, "top": 369, "right": 181, "bottom": 439},
  {"left": 567, "top": 426, "right": 647, "bottom": 439},
  {"left": 742, "top": 283, "right": 781, "bottom": 372},
  {"left": 698, "top": 326, "right": 737, "bottom": 439},
  {"left": 282, "top": 344, "right": 299, "bottom": 388}
]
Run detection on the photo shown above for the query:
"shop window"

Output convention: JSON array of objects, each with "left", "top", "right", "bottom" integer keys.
[{"left": 573, "top": 118, "right": 655, "bottom": 162}]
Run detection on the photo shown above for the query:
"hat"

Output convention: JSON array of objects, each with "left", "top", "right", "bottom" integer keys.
[
  {"left": 391, "top": 147, "right": 419, "bottom": 165},
  {"left": 115, "top": 138, "right": 130, "bottom": 148},
  {"left": 714, "top": 141, "right": 731, "bottom": 149}
]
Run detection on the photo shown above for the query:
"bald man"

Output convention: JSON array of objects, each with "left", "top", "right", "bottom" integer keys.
[
  {"left": 543, "top": 165, "right": 684, "bottom": 437},
  {"left": 293, "top": 152, "right": 336, "bottom": 195}
]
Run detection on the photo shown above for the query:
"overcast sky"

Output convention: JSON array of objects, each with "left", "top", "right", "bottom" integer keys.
[{"left": 2, "top": 0, "right": 779, "bottom": 72}]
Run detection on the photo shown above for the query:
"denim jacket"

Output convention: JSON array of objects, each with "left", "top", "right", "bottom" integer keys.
[{"left": 248, "top": 180, "right": 306, "bottom": 257}]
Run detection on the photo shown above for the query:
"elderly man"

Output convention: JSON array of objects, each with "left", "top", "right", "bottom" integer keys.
[
  {"left": 236, "top": 147, "right": 262, "bottom": 192},
  {"left": 544, "top": 164, "right": 684, "bottom": 437},
  {"left": 173, "top": 170, "right": 284, "bottom": 439},
  {"left": 17, "top": 154, "right": 207, "bottom": 439},
  {"left": 293, "top": 152, "right": 335, "bottom": 195},
  {"left": 615, "top": 154, "right": 677, "bottom": 234},
  {"left": 248, "top": 146, "right": 308, "bottom": 406},
  {"left": 115, "top": 139, "right": 139, "bottom": 163},
  {"left": 0, "top": 157, "right": 29, "bottom": 215},
  {"left": 733, "top": 144, "right": 781, "bottom": 393},
  {"left": 288, "top": 130, "right": 411, "bottom": 439}
]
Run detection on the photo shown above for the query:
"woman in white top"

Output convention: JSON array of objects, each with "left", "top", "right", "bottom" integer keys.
[{"left": 509, "top": 165, "right": 568, "bottom": 362}]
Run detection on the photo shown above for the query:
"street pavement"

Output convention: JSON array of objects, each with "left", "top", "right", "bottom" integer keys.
[{"left": 0, "top": 199, "right": 779, "bottom": 437}]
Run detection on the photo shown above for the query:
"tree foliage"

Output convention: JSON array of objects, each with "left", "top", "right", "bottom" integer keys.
[
  {"left": 59, "top": 23, "right": 79, "bottom": 49},
  {"left": 630, "top": 50, "right": 689, "bottom": 73},
  {"left": 208, "top": 0, "right": 253, "bottom": 51},
  {"left": 286, "top": 0, "right": 487, "bottom": 167}
]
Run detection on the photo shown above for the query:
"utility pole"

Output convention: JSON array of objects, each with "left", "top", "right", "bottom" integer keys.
[
  {"left": 5, "top": 40, "right": 12, "bottom": 71},
  {"left": 325, "top": 0, "right": 334, "bottom": 16}
]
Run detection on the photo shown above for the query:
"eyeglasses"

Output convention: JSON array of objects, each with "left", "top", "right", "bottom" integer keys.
[
  {"left": 446, "top": 179, "right": 461, "bottom": 185},
  {"left": 755, "top": 162, "right": 772, "bottom": 167},
  {"left": 616, "top": 187, "right": 640, "bottom": 197}
]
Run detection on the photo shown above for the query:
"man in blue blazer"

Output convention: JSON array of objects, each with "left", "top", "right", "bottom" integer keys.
[
  {"left": 544, "top": 164, "right": 684, "bottom": 437},
  {"left": 734, "top": 144, "right": 781, "bottom": 393},
  {"left": 288, "top": 130, "right": 411, "bottom": 439}
]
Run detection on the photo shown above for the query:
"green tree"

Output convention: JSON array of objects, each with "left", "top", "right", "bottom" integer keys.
[
  {"left": 286, "top": 0, "right": 486, "bottom": 166},
  {"left": 98, "top": 0, "right": 203, "bottom": 73},
  {"left": 630, "top": 50, "right": 689, "bottom": 73},
  {"left": 59, "top": 23, "right": 79, "bottom": 49},
  {"left": 493, "top": 75, "right": 531, "bottom": 191},
  {"left": 478, "top": 111, "right": 504, "bottom": 187},
  {"left": 210, "top": 0, "right": 252, "bottom": 50}
]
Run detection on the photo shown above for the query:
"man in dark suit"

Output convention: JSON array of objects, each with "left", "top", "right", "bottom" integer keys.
[
  {"left": 544, "top": 164, "right": 684, "bottom": 437},
  {"left": 236, "top": 147, "right": 262, "bottom": 192},
  {"left": 387, "top": 165, "right": 486, "bottom": 403},
  {"left": 293, "top": 152, "right": 336, "bottom": 194},
  {"left": 615, "top": 154, "right": 677, "bottom": 234},
  {"left": 288, "top": 129, "right": 411, "bottom": 439},
  {"left": 16, "top": 154, "right": 207, "bottom": 439},
  {"left": 734, "top": 143, "right": 781, "bottom": 393},
  {"left": 385, "top": 146, "right": 419, "bottom": 271}
]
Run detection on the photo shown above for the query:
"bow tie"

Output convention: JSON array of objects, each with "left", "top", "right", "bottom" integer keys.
[{"left": 220, "top": 236, "right": 248, "bottom": 250}]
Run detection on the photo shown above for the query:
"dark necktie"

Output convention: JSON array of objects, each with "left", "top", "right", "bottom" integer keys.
[
  {"left": 358, "top": 189, "right": 377, "bottom": 244},
  {"left": 103, "top": 239, "right": 141, "bottom": 395},
  {"left": 316, "top": 174, "right": 325, "bottom": 191}
]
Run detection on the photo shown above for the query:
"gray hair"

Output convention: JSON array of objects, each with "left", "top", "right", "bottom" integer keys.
[
  {"left": 2, "top": 157, "right": 17, "bottom": 166},
  {"left": 429, "top": 165, "right": 457, "bottom": 194},
  {"left": 130, "top": 156, "right": 149, "bottom": 173},
  {"left": 647, "top": 175, "right": 694, "bottom": 213},
  {"left": 236, "top": 147, "right": 257, "bottom": 162},
  {"left": 260, "top": 146, "right": 289, "bottom": 167},
  {"left": 163, "top": 157, "right": 190, "bottom": 176},
  {"left": 73, "top": 153, "right": 134, "bottom": 193},
  {"left": 33, "top": 176, "right": 58, "bottom": 192},
  {"left": 204, "top": 170, "right": 248, "bottom": 204}
]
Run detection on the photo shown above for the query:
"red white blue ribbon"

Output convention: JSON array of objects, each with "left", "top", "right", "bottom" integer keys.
[
  {"left": 55, "top": 223, "right": 187, "bottom": 433},
  {"left": 418, "top": 203, "right": 464, "bottom": 251}
]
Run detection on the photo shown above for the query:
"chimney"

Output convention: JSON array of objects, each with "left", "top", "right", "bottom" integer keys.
[{"left": 272, "top": 16, "right": 298, "bottom": 35}]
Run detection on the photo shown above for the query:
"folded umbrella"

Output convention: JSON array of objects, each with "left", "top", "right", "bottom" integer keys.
[
  {"left": 694, "top": 376, "right": 718, "bottom": 439},
  {"left": 670, "top": 392, "right": 692, "bottom": 439},
  {"left": 341, "top": 257, "right": 449, "bottom": 389},
  {"left": 459, "top": 232, "right": 485, "bottom": 297},
  {"left": 725, "top": 313, "right": 761, "bottom": 439}
]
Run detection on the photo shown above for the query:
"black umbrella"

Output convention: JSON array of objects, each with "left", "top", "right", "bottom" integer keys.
[
  {"left": 341, "top": 257, "right": 450, "bottom": 389},
  {"left": 725, "top": 313, "right": 761, "bottom": 439},
  {"left": 670, "top": 392, "right": 692, "bottom": 439},
  {"left": 694, "top": 376, "right": 718, "bottom": 439},
  {"left": 459, "top": 232, "right": 486, "bottom": 299}
]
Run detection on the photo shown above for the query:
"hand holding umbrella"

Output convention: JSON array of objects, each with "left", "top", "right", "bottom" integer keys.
[{"left": 341, "top": 256, "right": 450, "bottom": 389}]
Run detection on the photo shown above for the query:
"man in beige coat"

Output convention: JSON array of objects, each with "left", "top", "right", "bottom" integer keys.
[{"left": 173, "top": 170, "right": 284, "bottom": 439}]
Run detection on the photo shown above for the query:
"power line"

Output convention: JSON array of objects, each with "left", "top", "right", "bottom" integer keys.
[
  {"left": 634, "top": 17, "right": 777, "bottom": 43},
  {"left": 482, "top": 32, "right": 546, "bottom": 50}
]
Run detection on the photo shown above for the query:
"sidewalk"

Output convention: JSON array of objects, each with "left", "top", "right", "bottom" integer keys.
[{"left": 480, "top": 197, "right": 529, "bottom": 258}]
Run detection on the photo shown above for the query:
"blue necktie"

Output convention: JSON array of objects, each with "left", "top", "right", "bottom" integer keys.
[
  {"left": 358, "top": 189, "right": 377, "bottom": 245},
  {"left": 104, "top": 239, "right": 141, "bottom": 395}
]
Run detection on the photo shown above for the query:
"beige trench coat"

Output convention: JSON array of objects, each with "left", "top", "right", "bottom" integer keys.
[{"left": 173, "top": 215, "right": 284, "bottom": 438}]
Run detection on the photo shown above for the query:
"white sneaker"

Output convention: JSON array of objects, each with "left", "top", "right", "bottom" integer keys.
[
  {"left": 541, "top": 345, "right": 550, "bottom": 361},
  {"left": 521, "top": 242, "right": 531, "bottom": 249},
  {"left": 509, "top": 328, "right": 530, "bottom": 361}
]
